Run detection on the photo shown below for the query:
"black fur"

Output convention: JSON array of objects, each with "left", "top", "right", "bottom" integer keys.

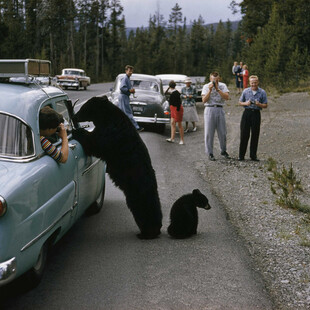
[
  {"left": 72, "top": 96, "right": 162, "bottom": 239},
  {"left": 167, "top": 189, "right": 211, "bottom": 239}
]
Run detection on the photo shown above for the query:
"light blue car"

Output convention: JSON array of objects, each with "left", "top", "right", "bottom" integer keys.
[{"left": 0, "top": 59, "right": 106, "bottom": 288}]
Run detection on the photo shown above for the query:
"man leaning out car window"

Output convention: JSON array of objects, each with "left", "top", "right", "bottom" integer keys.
[{"left": 39, "top": 106, "right": 69, "bottom": 163}]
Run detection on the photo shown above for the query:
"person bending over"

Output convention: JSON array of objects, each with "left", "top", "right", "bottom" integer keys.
[{"left": 39, "top": 106, "right": 69, "bottom": 163}]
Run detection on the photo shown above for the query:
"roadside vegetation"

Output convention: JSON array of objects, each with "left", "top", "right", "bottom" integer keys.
[
  {"left": 266, "top": 157, "right": 310, "bottom": 214},
  {"left": 0, "top": 0, "right": 309, "bottom": 90}
]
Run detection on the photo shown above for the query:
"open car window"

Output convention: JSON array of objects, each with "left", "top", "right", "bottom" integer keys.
[
  {"left": 0, "top": 113, "right": 34, "bottom": 158},
  {"left": 54, "top": 100, "right": 72, "bottom": 135}
]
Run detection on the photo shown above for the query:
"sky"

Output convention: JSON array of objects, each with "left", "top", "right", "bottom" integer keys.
[{"left": 120, "top": 0, "right": 242, "bottom": 28}]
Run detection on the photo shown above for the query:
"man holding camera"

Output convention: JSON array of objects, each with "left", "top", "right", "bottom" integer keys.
[
  {"left": 201, "top": 71, "right": 230, "bottom": 161},
  {"left": 238, "top": 75, "right": 268, "bottom": 161},
  {"left": 39, "top": 106, "right": 69, "bottom": 163}
]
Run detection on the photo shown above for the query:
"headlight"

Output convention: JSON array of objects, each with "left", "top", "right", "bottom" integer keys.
[{"left": 0, "top": 196, "right": 7, "bottom": 217}]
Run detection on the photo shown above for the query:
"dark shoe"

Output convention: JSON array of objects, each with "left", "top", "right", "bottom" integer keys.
[
  {"left": 209, "top": 154, "right": 215, "bottom": 161},
  {"left": 221, "top": 151, "right": 230, "bottom": 159},
  {"left": 137, "top": 127, "right": 144, "bottom": 132},
  {"left": 251, "top": 157, "right": 260, "bottom": 162},
  {"left": 238, "top": 157, "right": 244, "bottom": 161}
]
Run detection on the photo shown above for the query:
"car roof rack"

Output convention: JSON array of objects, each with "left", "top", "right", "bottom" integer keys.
[{"left": 0, "top": 59, "right": 51, "bottom": 84}]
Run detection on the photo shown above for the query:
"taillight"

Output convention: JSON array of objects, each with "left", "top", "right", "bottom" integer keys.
[{"left": 0, "top": 196, "right": 7, "bottom": 217}]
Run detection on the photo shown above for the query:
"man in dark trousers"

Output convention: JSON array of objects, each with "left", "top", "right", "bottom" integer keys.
[{"left": 238, "top": 75, "right": 268, "bottom": 161}]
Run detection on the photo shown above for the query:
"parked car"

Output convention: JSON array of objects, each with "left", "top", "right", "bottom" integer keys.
[
  {"left": 108, "top": 73, "right": 170, "bottom": 133},
  {"left": 155, "top": 74, "right": 188, "bottom": 99},
  {"left": 190, "top": 76, "right": 205, "bottom": 102},
  {"left": 56, "top": 68, "right": 90, "bottom": 90},
  {"left": 0, "top": 59, "right": 106, "bottom": 288}
]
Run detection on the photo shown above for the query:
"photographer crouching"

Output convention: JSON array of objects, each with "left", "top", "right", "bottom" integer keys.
[{"left": 238, "top": 75, "right": 268, "bottom": 161}]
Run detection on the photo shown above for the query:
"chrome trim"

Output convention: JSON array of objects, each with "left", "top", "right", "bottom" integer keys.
[
  {"left": 82, "top": 158, "right": 101, "bottom": 176},
  {"left": 20, "top": 207, "right": 73, "bottom": 252},
  {"left": 0, "top": 111, "right": 36, "bottom": 160},
  {"left": 130, "top": 102, "right": 147, "bottom": 106},
  {"left": 0, "top": 257, "right": 17, "bottom": 286},
  {"left": 133, "top": 116, "right": 170, "bottom": 124}
]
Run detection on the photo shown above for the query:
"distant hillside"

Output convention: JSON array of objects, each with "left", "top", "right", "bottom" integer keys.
[{"left": 126, "top": 20, "right": 240, "bottom": 35}]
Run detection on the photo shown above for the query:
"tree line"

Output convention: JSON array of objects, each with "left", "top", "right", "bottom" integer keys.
[{"left": 0, "top": 0, "right": 309, "bottom": 88}]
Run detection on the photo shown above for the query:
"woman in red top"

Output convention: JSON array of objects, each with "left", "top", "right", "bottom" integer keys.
[
  {"left": 166, "top": 80, "right": 185, "bottom": 145},
  {"left": 242, "top": 65, "right": 249, "bottom": 89}
]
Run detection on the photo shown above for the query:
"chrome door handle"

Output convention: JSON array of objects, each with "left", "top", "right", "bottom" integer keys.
[{"left": 69, "top": 143, "right": 77, "bottom": 150}]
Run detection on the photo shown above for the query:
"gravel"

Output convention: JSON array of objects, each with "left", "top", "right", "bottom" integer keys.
[{"left": 189, "top": 90, "right": 310, "bottom": 309}]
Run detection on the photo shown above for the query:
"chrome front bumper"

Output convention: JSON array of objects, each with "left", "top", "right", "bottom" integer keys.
[
  {"left": 133, "top": 115, "right": 170, "bottom": 124},
  {"left": 58, "top": 81, "right": 79, "bottom": 87},
  {"left": 0, "top": 257, "right": 17, "bottom": 286}
]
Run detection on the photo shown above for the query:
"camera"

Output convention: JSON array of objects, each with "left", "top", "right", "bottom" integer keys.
[
  {"left": 56, "top": 126, "right": 61, "bottom": 133},
  {"left": 212, "top": 81, "right": 216, "bottom": 88}
]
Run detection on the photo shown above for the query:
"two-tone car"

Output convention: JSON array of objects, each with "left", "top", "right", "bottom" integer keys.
[
  {"left": 56, "top": 68, "right": 90, "bottom": 90},
  {"left": 190, "top": 76, "right": 205, "bottom": 102},
  {"left": 155, "top": 74, "right": 188, "bottom": 100},
  {"left": 0, "top": 59, "right": 106, "bottom": 288},
  {"left": 108, "top": 73, "right": 170, "bottom": 133}
]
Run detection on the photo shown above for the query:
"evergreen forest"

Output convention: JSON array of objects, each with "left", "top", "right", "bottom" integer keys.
[{"left": 0, "top": 0, "right": 309, "bottom": 89}]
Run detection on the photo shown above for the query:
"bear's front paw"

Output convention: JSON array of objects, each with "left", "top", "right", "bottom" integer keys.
[{"left": 136, "top": 228, "right": 161, "bottom": 240}]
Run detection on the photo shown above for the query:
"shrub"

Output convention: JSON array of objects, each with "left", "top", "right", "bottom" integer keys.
[{"left": 267, "top": 158, "right": 310, "bottom": 213}]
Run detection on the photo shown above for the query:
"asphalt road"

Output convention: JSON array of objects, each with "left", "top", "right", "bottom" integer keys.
[{"left": 1, "top": 84, "right": 274, "bottom": 309}]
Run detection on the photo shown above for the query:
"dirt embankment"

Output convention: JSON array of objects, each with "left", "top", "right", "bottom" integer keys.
[{"left": 195, "top": 89, "right": 310, "bottom": 309}]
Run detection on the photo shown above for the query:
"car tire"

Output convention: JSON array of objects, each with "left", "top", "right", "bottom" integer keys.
[
  {"left": 25, "top": 242, "right": 48, "bottom": 288},
  {"left": 85, "top": 183, "right": 106, "bottom": 216},
  {"left": 84, "top": 85, "right": 87, "bottom": 90}
]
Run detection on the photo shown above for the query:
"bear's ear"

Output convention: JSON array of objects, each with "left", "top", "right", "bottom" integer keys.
[{"left": 192, "top": 189, "right": 201, "bottom": 196}]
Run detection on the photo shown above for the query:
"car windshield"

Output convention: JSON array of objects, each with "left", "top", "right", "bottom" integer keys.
[
  {"left": 131, "top": 80, "right": 159, "bottom": 93},
  {"left": 64, "top": 70, "right": 84, "bottom": 76},
  {"left": 161, "top": 80, "right": 185, "bottom": 86},
  {"left": 0, "top": 113, "right": 34, "bottom": 158}
]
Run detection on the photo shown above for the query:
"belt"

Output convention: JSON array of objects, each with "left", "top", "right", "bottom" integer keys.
[
  {"left": 207, "top": 105, "right": 223, "bottom": 108},
  {"left": 245, "top": 108, "right": 260, "bottom": 112}
]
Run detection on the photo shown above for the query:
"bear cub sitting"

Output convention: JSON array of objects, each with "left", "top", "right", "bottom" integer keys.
[{"left": 167, "top": 189, "right": 211, "bottom": 239}]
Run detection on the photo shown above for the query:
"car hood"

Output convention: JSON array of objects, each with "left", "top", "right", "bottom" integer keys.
[{"left": 130, "top": 92, "right": 163, "bottom": 104}]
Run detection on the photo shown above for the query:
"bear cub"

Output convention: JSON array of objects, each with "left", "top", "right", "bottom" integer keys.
[{"left": 167, "top": 189, "right": 211, "bottom": 239}]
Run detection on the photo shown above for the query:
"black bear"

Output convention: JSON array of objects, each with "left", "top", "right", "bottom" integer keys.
[
  {"left": 72, "top": 96, "right": 162, "bottom": 239},
  {"left": 167, "top": 189, "right": 211, "bottom": 239}
]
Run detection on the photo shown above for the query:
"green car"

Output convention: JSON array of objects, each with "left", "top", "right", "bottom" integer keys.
[
  {"left": 0, "top": 59, "right": 106, "bottom": 288},
  {"left": 108, "top": 73, "right": 170, "bottom": 133}
]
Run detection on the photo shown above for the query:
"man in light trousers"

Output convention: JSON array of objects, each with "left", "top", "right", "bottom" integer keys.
[{"left": 201, "top": 72, "right": 230, "bottom": 161}]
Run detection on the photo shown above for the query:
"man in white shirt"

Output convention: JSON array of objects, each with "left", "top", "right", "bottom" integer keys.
[{"left": 201, "top": 72, "right": 230, "bottom": 161}]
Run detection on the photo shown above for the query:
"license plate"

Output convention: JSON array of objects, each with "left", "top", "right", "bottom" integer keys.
[{"left": 132, "top": 106, "right": 143, "bottom": 112}]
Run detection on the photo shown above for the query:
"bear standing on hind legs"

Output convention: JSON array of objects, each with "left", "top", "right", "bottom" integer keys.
[{"left": 72, "top": 96, "right": 162, "bottom": 239}]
